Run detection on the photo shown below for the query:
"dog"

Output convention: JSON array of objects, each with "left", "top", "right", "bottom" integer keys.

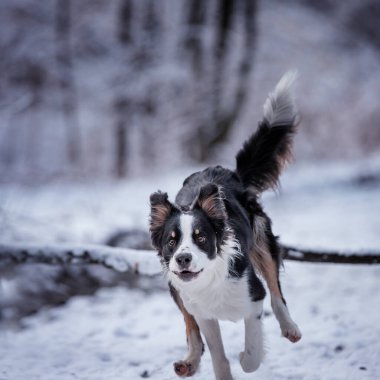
[{"left": 149, "top": 72, "right": 302, "bottom": 380}]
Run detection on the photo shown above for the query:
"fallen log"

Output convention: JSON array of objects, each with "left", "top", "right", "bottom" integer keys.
[
  {"left": 0, "top": 242, "right": 379, "bottom": 276},
  {"left": 282, "top": 245, "right": 380, "bottom": 264},
  {"left": 0, "top": 243, "right": 161, "bottom": 275}
]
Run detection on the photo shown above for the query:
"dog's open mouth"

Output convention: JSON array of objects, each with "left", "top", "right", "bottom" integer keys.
[{"left": 174, "top": 269, "right": 203, "bottom": 282}]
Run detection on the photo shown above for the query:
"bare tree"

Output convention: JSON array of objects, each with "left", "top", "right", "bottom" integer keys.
[
  {"left": 114, "top": 0, "right": 134, "bottom": 178},
  {"left": 184, "top": 0, "right": 257, "bottom": 162},
  {"left": 181, "top": 0, "right": 207, "bottom": 161},
  {"left": 136, "top": 0, "right": 161, "bottom": 68},
  {"left": 118, "top": 0, "right": 133, "bottom": 45},
  {"left": 115, "top": 0, "right": 162, "bottom": 177},
  {"left": 183, "top": 0, "right": 206, "bottom": 76},
  {"left": 206, "top": 0, "right": 257, "bottom": 154},
  {"left": 55, "top": 0, "right": 81, "bottom": 167},
  {"left": 139, "top": 0, "right": 161, "bottom": 168},
  {"left": 114, "top": 97, "right": 130, "bottom": 178}
]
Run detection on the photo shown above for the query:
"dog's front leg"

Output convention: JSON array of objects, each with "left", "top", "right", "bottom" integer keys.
[
  {"left": 239, "top": 300, "right": 264, "bottom": 373},
  {"left": 169, "top": 284, "right": 204, "bottom": 377},
  {"left": 197, "top": 318, "right": 233, "bottom": 380}
]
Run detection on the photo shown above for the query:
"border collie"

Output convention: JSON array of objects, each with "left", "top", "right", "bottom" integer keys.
[{"left": 149, "top": 72, "right": 302, "bottom": 380}]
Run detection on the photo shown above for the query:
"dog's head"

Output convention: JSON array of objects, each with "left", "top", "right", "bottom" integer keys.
[{"left": 149, "top": 183, "right": 227, "bottom": 284}]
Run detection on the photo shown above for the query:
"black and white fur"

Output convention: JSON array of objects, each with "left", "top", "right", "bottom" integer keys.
[{"left": 150, "top": 72, "right": 301, "bottom": 380}]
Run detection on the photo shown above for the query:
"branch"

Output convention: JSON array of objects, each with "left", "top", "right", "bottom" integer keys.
[
  {"left": 282, "top": 245, "right": 380, "bottom": 264},
  {"left": 0, "top": 243, "right": 161, "bottom": 275},
  {"left": 0, "top": 243, "right": 379, "bottom": 276}
]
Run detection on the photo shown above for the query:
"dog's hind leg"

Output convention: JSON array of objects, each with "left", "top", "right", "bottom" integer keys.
[
  {"left": 265, "top": 254, "right": 302, "bottom": 343},
  {"left": 169, "top": 284, "right": 204, "bottom": 377},
  {"left": 249, "top": 215, "right": 302, "bottom": 343}
]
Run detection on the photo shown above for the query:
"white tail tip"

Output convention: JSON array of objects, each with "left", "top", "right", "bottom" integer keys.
[{"left": 263, "top": 71, "right": 298, "bottom": 127}]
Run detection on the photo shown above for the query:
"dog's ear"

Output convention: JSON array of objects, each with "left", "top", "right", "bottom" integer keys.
[
  {"left": 195, "top": 183, "right": 227, "bottom": 228},
  {"left": 149, "top": 191, "right": 174, "bottom": 251}
]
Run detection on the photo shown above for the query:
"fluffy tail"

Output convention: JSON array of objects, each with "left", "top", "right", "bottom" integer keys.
[{"left": 236, "top": 71, "right": 298, "bottom": 193}]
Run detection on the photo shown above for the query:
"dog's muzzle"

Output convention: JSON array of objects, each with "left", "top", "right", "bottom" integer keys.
[{"left": 173, "top": 269, "right": 203, "bottom": 282}]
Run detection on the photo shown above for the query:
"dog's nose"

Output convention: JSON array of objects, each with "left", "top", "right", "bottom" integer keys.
[{"left": 176, "top": 253, "right": 192, "bottom": 268}]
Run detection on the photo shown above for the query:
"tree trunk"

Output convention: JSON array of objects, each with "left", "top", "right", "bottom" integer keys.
[
  {"left": 182, "top": 0, "right": 207, "bottom": 161},
  {"left": 206, "top": 0, "right": 257, "bottom": 153},
  {"left": 114, "top": 98, "right": 129, "bottom": 178},
  {"left": 118, "top": 0, "right": 133, "bottom": 45},
  {"left": 114, "top": 0, "right": 135, "bottom": 178},
  {"left": 55, "top": 0, "right": 81, "bottom": 167},
  {"left": 184, "top": 0, "right": 257, "bottom": 162},
  {"left": 183, "top": 0, "right": 206, "bottom": 76}
]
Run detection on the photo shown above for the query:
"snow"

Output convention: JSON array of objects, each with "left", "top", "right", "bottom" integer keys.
[
  {"left": 1, "top": 158, "right": 379, "bottom": 251},
  {"left": 0, "top": 160, "right": 380, "bottom": 379},
  {"left": 1, "top": 262, "right": 379, "bottom": 380}
]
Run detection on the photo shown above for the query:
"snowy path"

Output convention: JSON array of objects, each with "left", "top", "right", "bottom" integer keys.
[{"left": 1, "top": 261, "right": 379, "bottom": 380}]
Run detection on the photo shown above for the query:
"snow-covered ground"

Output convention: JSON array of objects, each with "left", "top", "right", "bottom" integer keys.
[
  {"left": 1, "top": 158, "right": 380, "bottom": 250},
  {"left": 0, "top": 160, "right": 380, "bottom": 379},
  {"left": 1, "top": 262, "right": 379, "bottom": 380}
]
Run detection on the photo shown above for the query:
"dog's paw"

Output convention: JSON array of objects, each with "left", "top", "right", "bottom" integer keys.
[
  {"left": 173, "top": 360, "right": 197, "bottom": 377},
  {"left": 239, "top": 350, "right": 262, "bottom": 373},
  {"left": 281, "top": 321, "right": 302, "bottom": 343}
]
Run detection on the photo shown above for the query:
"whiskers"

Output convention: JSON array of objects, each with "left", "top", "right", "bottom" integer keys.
[{"left": 160, "top": 257, "right": 170, "bottom": 278}]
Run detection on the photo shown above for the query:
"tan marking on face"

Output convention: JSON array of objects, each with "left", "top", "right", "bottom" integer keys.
[
  {"left": 171, "top": 231, "right": 176, "bottom": 238},
  {"left": 194, "top": 228, "right": 200, "bottom": 235}
]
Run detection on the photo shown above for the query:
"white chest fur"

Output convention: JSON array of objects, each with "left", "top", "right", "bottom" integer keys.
[{"left": 180, "top": 274, "right": 252, "bottom": 322}]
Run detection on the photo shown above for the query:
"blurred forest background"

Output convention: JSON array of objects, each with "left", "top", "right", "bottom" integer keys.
[
  {"left": 1, "top": 0, "right": 380, "bottom": 183},
  {"left": 1, "top": 2, "right": 380, "bottom": 378}
]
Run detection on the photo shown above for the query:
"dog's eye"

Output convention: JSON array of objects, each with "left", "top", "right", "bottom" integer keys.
[
  {"left": 197, "top": 236, "right": 206, "bottom": 244},
  {"left": 168, "top": 239, "right": 176, "bottom": 247}
]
